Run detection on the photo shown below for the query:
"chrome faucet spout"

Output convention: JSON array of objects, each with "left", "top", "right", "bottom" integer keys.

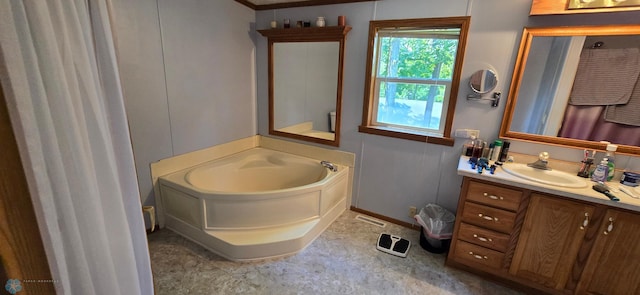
[
  {"left": 321, "top": 160, "right": 338, "bottom": 172},
  {"left": 527, "top": 152, "right": 551, "bottom": 170}
]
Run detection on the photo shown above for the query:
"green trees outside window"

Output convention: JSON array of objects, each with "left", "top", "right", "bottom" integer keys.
[
  {"left": 375, "top": 32, "right": 459, "bottom": 132},
  {"left": 360, "top": 17, "right": 470, "bottom": 144}
]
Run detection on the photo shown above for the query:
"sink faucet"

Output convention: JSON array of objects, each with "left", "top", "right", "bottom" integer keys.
[
  {"left": 321, "top": 160, "right": 338, "bottom": 172},
  {"left": 527, "top": 152, "right": 551, "bottom": 170}
]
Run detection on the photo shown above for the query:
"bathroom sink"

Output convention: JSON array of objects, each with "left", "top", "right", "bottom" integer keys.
[{"left": 501, "top": 163, "right": 588, "bottom": 188}]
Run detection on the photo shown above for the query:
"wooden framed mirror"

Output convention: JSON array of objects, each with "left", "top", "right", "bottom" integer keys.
[
  {"left": 500, "top": 25, "right": 640, "bottom": 155},
  {"left": 258, "top": 26, "right": 351, "bottom": 147}
]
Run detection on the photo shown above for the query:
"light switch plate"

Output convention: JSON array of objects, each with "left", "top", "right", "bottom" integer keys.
[{"left": 454, "top": 129, "right": 479, "bottom": 139}]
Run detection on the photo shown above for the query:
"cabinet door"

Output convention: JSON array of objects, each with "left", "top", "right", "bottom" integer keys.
[
  {"left": 509, "top": 194, "right": 595, "bottom": 290},
  {"left": 576, "top": 209, "right": 640, "bottom": 295}
]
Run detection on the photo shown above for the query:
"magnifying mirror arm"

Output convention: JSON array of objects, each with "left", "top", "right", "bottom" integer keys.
[{"left": 467, "top": 92, "right": 501, "bottom": 107}]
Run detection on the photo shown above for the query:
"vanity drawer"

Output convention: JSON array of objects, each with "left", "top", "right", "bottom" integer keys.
[
  {"left": 458, "top": 222, "right": 510, "bottom": 252},
  {"left": 453, "top": 240, "right": 505, "bottom": 270},
  {"left": 461, "top": 202, "right": 516, "bottom": 234},
  {"left": 466, "top": 181, "right": 523, "bottom": 212}
]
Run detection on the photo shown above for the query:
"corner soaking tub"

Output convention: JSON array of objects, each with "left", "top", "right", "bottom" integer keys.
[{"left": 158, "top": 147, "right": 348, "bottom": 261}]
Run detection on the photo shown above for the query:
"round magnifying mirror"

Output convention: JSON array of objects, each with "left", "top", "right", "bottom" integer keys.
[{"left": 469, "top": 69, "right": 497, "bottom": 94}]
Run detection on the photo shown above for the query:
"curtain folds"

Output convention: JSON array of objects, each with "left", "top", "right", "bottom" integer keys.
[
  {"left": 0, "top": 0, "right": 153, "bottom": 294},
  {"left": 557, "top": 105, "right": 640, "bottom": 147}
]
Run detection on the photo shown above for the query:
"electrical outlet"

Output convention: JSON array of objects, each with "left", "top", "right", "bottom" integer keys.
[
  {"left": 454, "top": 129, "right": 479, "bottom": 139},
  {"left": 408, "top": 206, "right": 417, "bottom": 218}
]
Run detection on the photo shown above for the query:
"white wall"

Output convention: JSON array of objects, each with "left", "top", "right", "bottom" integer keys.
[
  {"left": 256, "top": 0, "right": 640, "bottom": 223},
  {"left": 157, "top": 0, "right": 256, "bottom": 155},
  {"left": 111, "top": 0, "right": 256, "bottom": 221},
  {"left": 111, "top": 0, "right": 173, "bottom": 209}
]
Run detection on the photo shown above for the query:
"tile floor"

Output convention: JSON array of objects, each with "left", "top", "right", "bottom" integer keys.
[{"left": 148, "top": 210, "right": 522, "bottom": 295}]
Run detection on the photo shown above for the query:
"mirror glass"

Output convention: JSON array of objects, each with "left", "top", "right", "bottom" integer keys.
[
  {"left": 501, "top": 25, "right": 640, "bottom": 155},
  {"left": 273, "top": 42, "right": 338, "bottom": 142},
  {"left": 259, "top": 26, "right": 350, "bottom": 146},
  {"left": 470, "top": 69, "right": 498, "bottom": 94}
]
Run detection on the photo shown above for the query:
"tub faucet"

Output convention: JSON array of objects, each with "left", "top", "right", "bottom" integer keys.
[
  {"left": 527, "top": 152, "right": 551, "bottom": 170},
  {"left": 321, "top": 160, "right": 338, "bottom": 172}
]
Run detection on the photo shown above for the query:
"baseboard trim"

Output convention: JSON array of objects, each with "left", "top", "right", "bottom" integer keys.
[{"left": 350, "top": 206, "right": 420, "bottom": 231}]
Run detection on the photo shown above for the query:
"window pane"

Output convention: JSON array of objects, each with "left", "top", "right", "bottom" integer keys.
[
  {"left": 377, "top": 36, "right": 459, "bottom": 80},
  {"left": 359, "top": 17, "right": 470, "bottom": 144},
  {"left": 376, "top": 81, "right": 446, "bottom": 130}
]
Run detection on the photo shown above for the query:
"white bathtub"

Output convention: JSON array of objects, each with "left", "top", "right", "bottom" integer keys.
[{"left": 158, "top": 147, "right": 348, "bottom": 261}]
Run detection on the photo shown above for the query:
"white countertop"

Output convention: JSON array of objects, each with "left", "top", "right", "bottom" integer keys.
[{"left": 457, "top": 156, "right": 640, "bottom": 212}]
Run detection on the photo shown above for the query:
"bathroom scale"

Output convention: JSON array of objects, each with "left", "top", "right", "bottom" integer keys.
[{"left": 376, "top": 233, "right": 411, "bottom": 258}]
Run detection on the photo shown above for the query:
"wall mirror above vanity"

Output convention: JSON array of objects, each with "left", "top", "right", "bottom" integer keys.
[
  {"left": 500, "top": 25, "right": 640, "bottom": 155},
  {"left": 258, "top": 26, "right": 351, "bottom": 147}
]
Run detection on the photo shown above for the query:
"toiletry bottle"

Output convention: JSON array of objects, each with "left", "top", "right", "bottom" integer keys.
[
  {"left": 462, "top": 136, "right": 476, "bottom": 157},
  {"left": 498, "top": 141, "right": 510, "bottom": 162},
  {"left": 605, "top": 144, "right": 617, "bottom": 181},
  {"left": 491, "top": 140, "right": 502, "bottom": 161},
  {"left": 591, "top": 158, "right": 609, "bottom": 183},
  {"left": 472, "top": 138, "right": 484, "bottom": 158},
  {"left": 481, "top": 141, "right": 490, "bottom": 159},
  {"left": 487, "top": 143, "right": 495, "bottom": 161}
]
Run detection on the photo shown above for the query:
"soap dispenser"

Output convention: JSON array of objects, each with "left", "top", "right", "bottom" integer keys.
[{"left": 592, "top": 158, "right": 609, "bottom": 183}]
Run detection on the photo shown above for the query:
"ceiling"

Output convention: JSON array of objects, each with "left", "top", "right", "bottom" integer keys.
[{"left": 235, "top": 0, "right": 376, "bottom": 10}]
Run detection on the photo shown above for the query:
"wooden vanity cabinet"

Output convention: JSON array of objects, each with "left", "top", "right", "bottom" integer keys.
[
  {"left": 448, "top": 176, "right": 640, "bottom": 295},
  {"left": 575, "top": 209, "right": 640, "bottom": 295},
  {"left": 509, "top": 194, "right": 595, "bottom": 291},
  {"left": 448, "top": 178, "right": 527, "bottom": 277}
]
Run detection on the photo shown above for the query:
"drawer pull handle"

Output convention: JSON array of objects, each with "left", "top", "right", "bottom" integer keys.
[
  {"left": 604, "top": 217, "right": 614, "bottom": 235},
  {"left": 483, "top": 192, "right": 504, "bottom": 200},
  {"left": 483, "top": 193, "right": 504, "bottom": 200},
  {"left": 473, "top": 234, "right": 493, "bottom": 242},
  {"left": 468, "top": 251, "right": 488, "bottom": 260},
  {"left": 580, "top": 212, "right": 590, "bottom": 230},
  {"left": 478, "top": 213, "right": 499, "bottom": 222}
]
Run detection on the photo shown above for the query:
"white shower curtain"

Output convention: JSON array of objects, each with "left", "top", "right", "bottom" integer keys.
[{"left": 0, "top": 0, "right": 153, "bottom": 294}]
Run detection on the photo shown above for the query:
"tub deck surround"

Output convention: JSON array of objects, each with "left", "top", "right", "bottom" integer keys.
[
  {"left": 150, "top": 135, "right": 355, "bottom": 227},
  {"left": 457, "top": 156, "right": 640, "bottom": 212},
  {"left": 181, "top": 148, "right": 330, "bottom": 193},
  {"left": 151, "top": 136, "right": 259, "bottom": 227},
  {"left": 159, "top": 149, "right": 348, "bottom": 230},
  {"left": 151, "top": 136, "right": 355, "bottom": 261}
]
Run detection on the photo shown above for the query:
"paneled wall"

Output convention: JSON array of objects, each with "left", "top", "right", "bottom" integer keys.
[
  {"left": 111, "top": 0, "right": 640, "bottom": 227},
  {"left": 111, "top": 0, "right": 256, "bottom": 212},
  {"left": 256, "top": 0, "right": 640, "bottom": 223}
]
